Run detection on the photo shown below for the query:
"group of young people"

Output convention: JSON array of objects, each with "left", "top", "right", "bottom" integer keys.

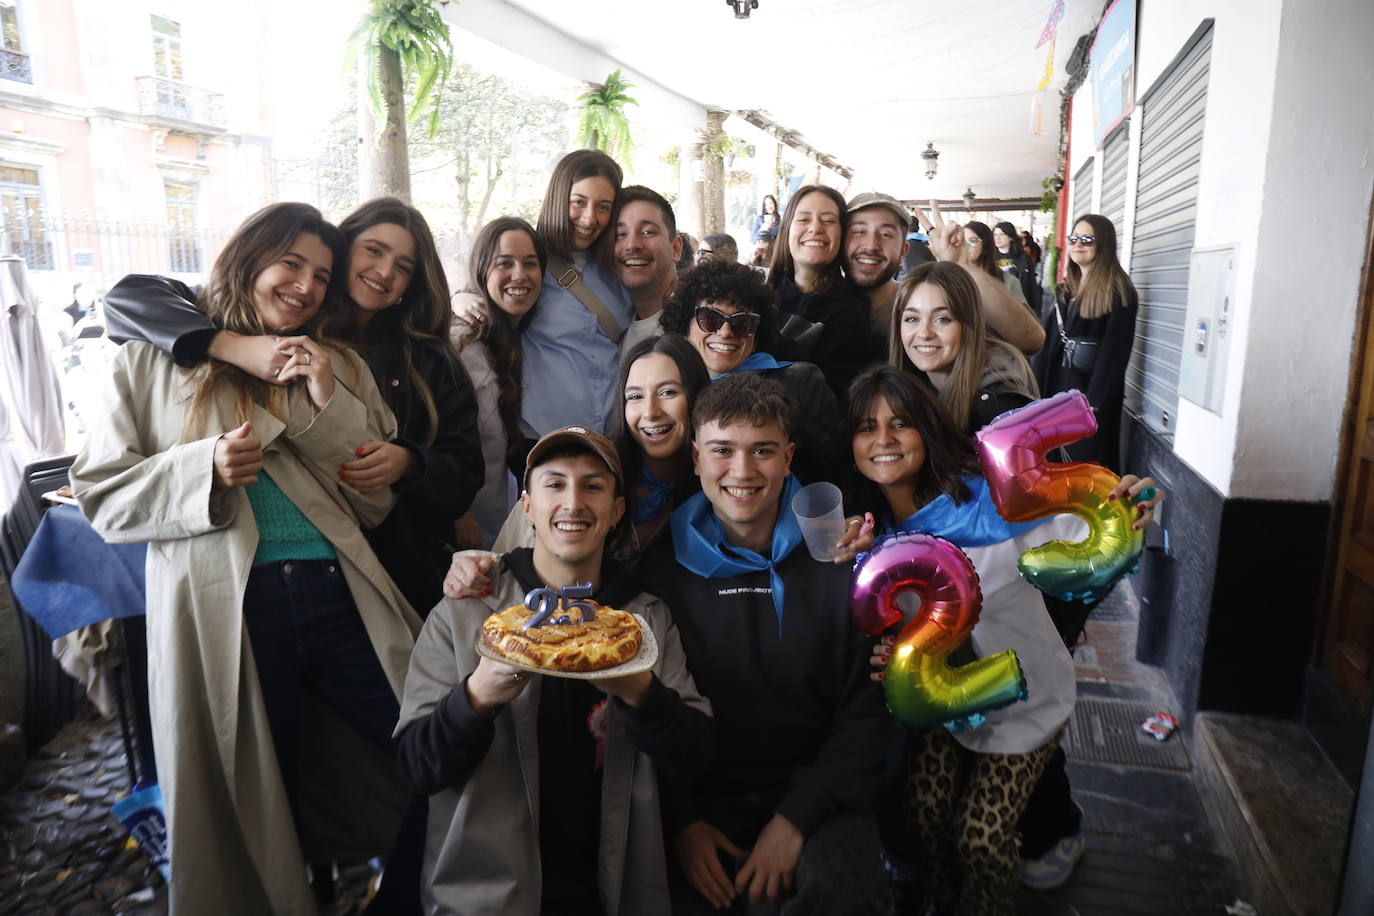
[{"left": 70, "top": 144, "right": 1157, "bottom": 915}]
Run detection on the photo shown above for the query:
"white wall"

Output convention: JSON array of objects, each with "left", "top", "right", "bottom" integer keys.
[
  {"left": 1224, "top": 0, "right": 1374, "bottom": 500},
  {"left": 1067, "top": 0, "right": 1373, "bottom": 500},
  {"left": 1140, "top": 0, "right": 1282, "bottom": 496}
]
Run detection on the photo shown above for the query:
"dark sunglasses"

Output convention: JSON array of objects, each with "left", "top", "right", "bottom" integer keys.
[
  {"left": 1067, "top": 235, "right": 1096, "bottom": 245},
  {"left": 694, "top": 305, "right": 760, "bottom": 338}
]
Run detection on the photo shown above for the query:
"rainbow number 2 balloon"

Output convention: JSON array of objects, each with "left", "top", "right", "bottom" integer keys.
[
  {"left": 851, "top": 531, "right": 1026, "bottom": 729},
  {"left": 974, "top": 389, "right": 1145, "bottom": 602}
]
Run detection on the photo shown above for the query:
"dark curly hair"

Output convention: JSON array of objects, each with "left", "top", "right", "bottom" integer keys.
[{"left": 659, "top": 259, "right": 781, "bottom": 352}]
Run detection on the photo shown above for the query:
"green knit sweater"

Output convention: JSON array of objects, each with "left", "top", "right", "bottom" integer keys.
[{"left": 245, "top": 471, "right": 336, "bottom": 563}]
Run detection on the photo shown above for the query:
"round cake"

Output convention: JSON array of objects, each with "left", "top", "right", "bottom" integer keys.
[{"left": 481, "top": 601, "right": 643, "bottom": 672}]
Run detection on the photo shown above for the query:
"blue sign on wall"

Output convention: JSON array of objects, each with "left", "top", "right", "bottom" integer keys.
[{"left": 1091, "top": 0, "right": 1136, "bottom": 149}]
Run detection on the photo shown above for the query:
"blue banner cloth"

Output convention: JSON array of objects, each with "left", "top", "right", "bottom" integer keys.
[
  {"left": 11, "top": 504, "right": 147, "bottom": 638},
  {"left": 671, "top": 474, "right": 804, "bottom": 629},
  {"left": 884, "top": 475, "right": 1041, "bottom": 547},
  {"left": 711, "top": 351, "right": 792, "bottom": 380}
]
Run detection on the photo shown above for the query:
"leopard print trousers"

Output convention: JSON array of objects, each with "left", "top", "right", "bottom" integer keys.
[{"left": 906, "top": 727, "right": 1060, "bottom": 915}]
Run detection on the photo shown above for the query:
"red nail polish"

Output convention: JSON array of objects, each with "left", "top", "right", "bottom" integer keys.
[
  {"left": 356, "top": 447, "right": 366, "bottom": 455},
  {"left": 1107, "top": 492, "right": 1117, "bottom": 500}
]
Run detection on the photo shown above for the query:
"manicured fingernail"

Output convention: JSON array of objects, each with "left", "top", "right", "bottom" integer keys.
[
  {"left": 479, "top": 589, "right": 492, "bottom": 597},
  {"left": 1132, "top": 523, "right": 1142, "bottom": 530},
  {"left": 338, "top": 471, "right": 347, "bottom": 479},
  {"left": 356, "top": 447, "right": 366, "bottom": 455},
  {"left": 1107, "top": 492, "right": 1117, "bottom": 500}
]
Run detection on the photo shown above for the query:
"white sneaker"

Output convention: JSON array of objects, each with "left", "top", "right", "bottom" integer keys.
[{"left": 1020, "top": 831, "right": 1086, "bottom": 890}]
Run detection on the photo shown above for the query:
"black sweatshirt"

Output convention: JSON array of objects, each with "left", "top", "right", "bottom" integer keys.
[{"left": 636, "top": 539, "right": 890, "bottom": 838}]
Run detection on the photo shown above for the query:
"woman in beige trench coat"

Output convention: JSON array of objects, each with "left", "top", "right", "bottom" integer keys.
[{"left": 71, "top": 203, "right": 421, "bottom": 914}]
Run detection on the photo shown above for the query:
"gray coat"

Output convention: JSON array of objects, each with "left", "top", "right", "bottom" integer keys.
[{"left": 397, "top": 566, "right": 710, "bottom": 915}]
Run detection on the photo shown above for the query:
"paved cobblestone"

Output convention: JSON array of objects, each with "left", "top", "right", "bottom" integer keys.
[
  {"left": 0, "top": 711, "right": 373, "bottom": 914},
  {"left": 0, "top": 713, "right": 165, "bottom": 915}
]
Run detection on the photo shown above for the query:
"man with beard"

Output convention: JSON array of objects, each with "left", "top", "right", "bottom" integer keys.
[
  {"left": 615, "top": 185, "right": 682, "bottom": 357},
  {"left": 843, "top": 191, "right": 912, "bottom": 348}
]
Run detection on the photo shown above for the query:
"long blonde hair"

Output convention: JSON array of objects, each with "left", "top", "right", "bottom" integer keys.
[
  {"left": 1064, "top": 213, "right": 1138, "bottom": 319},
  {"left": 888, "top": 261, "right": 1035, "bottom": 433},
  {"left": 184, "top": 203, "right": 344, "bottom": 437}
]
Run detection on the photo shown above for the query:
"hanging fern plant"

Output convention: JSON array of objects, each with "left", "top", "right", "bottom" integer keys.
[
  {"left": 349, "top": 0, "right": 454, "bottom": 138},
  {"left": 575, "top": 69, "right": 638, "bottom": 165}
]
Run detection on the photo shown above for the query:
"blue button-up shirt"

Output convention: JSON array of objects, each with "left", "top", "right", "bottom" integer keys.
[{"left": 520, "top": 259, "right": 633, "bottom": 436}]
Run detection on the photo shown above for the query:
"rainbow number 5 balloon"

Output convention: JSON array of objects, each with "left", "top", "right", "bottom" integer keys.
[
  {"left": 974, "top": 389, "right": 1145, "bottom": 602},
  {"left": 852, "top": 531, "right": 1026, "bottom": 729}
]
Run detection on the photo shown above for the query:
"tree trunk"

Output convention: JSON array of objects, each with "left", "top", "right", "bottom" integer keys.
[
  {"left": 474, "top": 158, "right": 501, "bottom": 231},
  {"left": 357, "top": 45, "right": 411, "bottom": 203},
  {"left": 702, "top": 110, "right": 727, "bottom": 235},
  {"left": 455, "top": 148, "right": 471, "bottom": 236}
]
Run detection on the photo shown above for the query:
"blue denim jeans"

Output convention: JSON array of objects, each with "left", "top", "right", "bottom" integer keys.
[{"left": 242, "top": 559, "right": 399, "bottom": 814}]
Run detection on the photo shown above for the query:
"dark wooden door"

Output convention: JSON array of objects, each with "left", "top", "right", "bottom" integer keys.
[{"left": 1323, "top": 212, "right": 1374, "bottom": 714}]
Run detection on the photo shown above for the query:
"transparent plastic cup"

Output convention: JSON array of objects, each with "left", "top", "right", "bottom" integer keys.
[{"left": 791, "top": 481, "right": 847, "bottom": 562}]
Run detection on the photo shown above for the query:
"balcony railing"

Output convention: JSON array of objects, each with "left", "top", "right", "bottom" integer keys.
[
  {"left": 1, "top": 47, "right": 31, "bottom": 83},
  {"left": 2, "top": 209, "right": 236, "bottom": 278},
  {"left": 134, "top": 76, "right": 225, "bottom": 128}
]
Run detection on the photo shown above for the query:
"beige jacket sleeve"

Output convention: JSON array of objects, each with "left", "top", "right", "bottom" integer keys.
[
  {"left": 70, "top": 344, "right": 233, "bottom": 542},
  {"left": 283, "top": 346, "right": 400, "bottom": 529}
]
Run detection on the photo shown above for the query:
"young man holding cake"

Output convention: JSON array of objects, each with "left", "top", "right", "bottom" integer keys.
[
  {"left": 636, "top": 374, "right": 894, "bottom": 914},
  {"left": 395, "top": 425, "right": 714, "bottom": 915}
]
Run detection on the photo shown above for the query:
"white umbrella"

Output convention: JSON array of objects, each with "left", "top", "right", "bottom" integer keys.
[{"left": 0, "top": 255, "right": 66, "bottom": 510}]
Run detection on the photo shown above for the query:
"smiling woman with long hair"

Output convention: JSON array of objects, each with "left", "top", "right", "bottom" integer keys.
[
  {"left": 520, "top": 148, "right": 634, "bottom": 438},
  {"left": 764, "top": 184, "right": 874, "bottom": 397},
  {"left": 888, "top": 261, "right": 1038, "bottom": 434},
  {"left": 450, "top": 216, "right": 546, "bottom": 549},
  {"left": 841, "top": 366, "right": 1077, "bottom": 915},
  {"left": 1032, "top": 213, "right": 1139, "bottom": 470},
  {"left": 72, "top": 202, "right": 419, "bottom": 914}
]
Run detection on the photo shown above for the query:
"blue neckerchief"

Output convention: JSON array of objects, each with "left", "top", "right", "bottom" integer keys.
[
  {"left": 633, "top": 465, "right": 676, "bottom": 524},
  {"left": 884, "top": 475, "right": 1040, "bottom": 547},
  {"left": 671, "top": 474, "right": 804, "bottom": 630},
  {"left": 711, "top": 351, "right": 792, "bottom": 380}
]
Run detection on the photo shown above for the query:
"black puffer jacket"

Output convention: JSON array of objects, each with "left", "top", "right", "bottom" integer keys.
[{"left": 772, "top": 273, "right": 876, "bottom": 400}]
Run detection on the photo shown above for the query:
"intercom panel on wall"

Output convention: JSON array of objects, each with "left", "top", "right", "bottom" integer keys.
[{"left": 1177, "top": 245, "right": 1235, "bottom": 416}]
